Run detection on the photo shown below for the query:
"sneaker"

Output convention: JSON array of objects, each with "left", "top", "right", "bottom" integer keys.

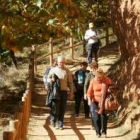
[
  {"left": 55, "top": 126, "right": 63, "bottom": 130},
  {"left": 50, "top": 121, "right": 55, "bottom": 127},
  {"left": 74, "top": 114, "right": 79, "bottom": 117},
  {"left": 91, "top": 126, "right": 94, "bottom": 130},
  {"left": 85, "top": 116, "right": 90, "bottom": 119},
  {"left": 96, "top": 133, "right": 101, "bottom": 138},
  {"left": 102, "top": 132, "right": 107, "bottom": 138},
  {"left": 55, "top": 126, "right": 59, "bottom": 129},
  {"left": 59, "top": 127, "right": 63, "bottom": 130}
]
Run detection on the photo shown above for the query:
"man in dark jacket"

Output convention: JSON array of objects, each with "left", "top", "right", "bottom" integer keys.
[{"left": 74, "top": 62, "right": 90, "bottom": 118}]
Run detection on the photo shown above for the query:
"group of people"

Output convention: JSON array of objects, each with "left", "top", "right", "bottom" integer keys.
[{"left": 43, "top": 22, "right": 112, "bottom": 138}]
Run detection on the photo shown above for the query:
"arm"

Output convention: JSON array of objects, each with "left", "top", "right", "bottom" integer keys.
[
  {"left": 66, "top": 69, "right": 74, "bottom": 99},
  {"left": 84, "top": 30, "right": 91, "bottom": 41},
  {"left": 84, "top": 73, "right": 90, "bottom": 99},
  {"left": 87, "top": 80, "right": 94, "bottom": 105},
  {"left": 98, "top": 83, "right": 107, "bottom": 114}
]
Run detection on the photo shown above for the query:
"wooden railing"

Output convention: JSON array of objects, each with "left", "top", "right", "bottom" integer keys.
[
  {"left": 3, "top": 47, "right": 35, "bottom": 140},
  {"left": 34, "top": 27, "right": 115, "bottom": 72}
]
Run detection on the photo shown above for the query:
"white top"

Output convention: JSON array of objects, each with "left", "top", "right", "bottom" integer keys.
[
  {"left": 84, "top": 29, "right": 99, "bottom": 44},
  {"left": 47, "top": 66, "right": 73, "bottom": 93}
]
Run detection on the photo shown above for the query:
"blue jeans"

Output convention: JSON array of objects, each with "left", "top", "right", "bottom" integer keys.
[
  {"left": 90, "top": 102, "right": 108, "bottom": 135},
  {"left": 57, "top": 90, "right": 68, "bottom": 127}
]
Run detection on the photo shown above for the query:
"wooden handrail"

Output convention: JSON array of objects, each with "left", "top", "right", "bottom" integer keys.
[
  {"left": 3, "top": 47, "right": 35, "bottom": 140},
  {"left": 34, "top": 26, "right": 116, "bottom": 70}
]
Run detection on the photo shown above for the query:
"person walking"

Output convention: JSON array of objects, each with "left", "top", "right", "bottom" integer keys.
[
  {"left": 87, "top": 68, "right": 111, "bottom": 138},
  {"left": 47, "top": 56, "right": 73, "bottom": 130},
  {"left": 84, "top": 22, "right": 100, "bottom": 63},
  {"left": 74, "top": 62, "right": 90, "bottom": 118},
  {"left": 84, "top": 61, "right": 98, "bottom": 128}
]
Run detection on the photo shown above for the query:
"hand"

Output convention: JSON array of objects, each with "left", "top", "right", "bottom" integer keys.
[
  {"left": 84, "top": 94, "right": 87, "bottom": 100},
  {"left": 88, "top": 99, "right": 91, "bottom": 106},
  {"left": 45, "top": 86, "right": 49, "bottom": 91},
  {"left": 69, "top": 93, "right": 74, "bottom": 100},
  {"left": 97, "top": 109, "right": 104, "bottom": 114}
]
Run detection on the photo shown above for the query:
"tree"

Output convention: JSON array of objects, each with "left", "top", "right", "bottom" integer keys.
[{"left": 0, "top": 0, "right": 110, "bottom": 65}]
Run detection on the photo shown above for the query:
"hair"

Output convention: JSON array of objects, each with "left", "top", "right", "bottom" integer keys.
[
  {"left": 89, "top": 22, "right": 94, "bottom": 27},
  {"left": 57, "top": 56, "right": 65, "bottom": 62},
  {"left": 95, "top": 68, "right": 105, "bottom": 77},
  {"left": 80, "top": 61, "right": 88, "bottom": 66},
  {"left": 88, "top": 61, "right": 98, "bottom": 68}
]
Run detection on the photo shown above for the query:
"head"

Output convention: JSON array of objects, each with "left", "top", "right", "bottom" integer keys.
[
  {"left": 89, "top": 22, "right": 94, "bottom": 29},
  {"left": 88, "top": 61, "right": 98, "bottom": 72},
  {"left": 80, "top": 61, "right": 88, "bottom": 71},
  {"left": 57, "top": 56, "right": 66, "bottom": 68},
  {"left": 95, "top": 68, "right": 105, "bottom": 81},
  {"left": 53, "top": 58, "right": 57, "bottom": 66}
]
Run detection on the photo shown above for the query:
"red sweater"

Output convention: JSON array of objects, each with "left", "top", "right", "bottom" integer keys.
[{"left": 87, "top": 77, "right": 111, "bottom": 102}]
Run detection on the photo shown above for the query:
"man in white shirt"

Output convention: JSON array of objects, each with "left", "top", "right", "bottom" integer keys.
[
  {"left": 47, "top": 56, "right": 73, "bottom": 130},
  {"left": 84, "top": 22, "right": 100, "bottom": 63}
]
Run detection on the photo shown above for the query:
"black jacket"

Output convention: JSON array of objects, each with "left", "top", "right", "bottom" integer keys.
[{"left": 46, "top": 74, "right": 60, "bottom": 107}]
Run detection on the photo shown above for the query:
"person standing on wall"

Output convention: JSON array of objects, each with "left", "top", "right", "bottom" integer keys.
[
  {"left": 47, "top": 56, "right": 73, "bottom": 130},
  {"left": 84, "top": 22, "right": 100, "bottom": 63}
]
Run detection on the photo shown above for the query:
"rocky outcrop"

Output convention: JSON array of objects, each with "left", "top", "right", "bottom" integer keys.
[{"left": 109, "top": 0, "right": 140, "bottom": 137}]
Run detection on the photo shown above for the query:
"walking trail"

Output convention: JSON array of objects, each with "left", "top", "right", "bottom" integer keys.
[{"left": 27, "top": 44, "right": 137, "bottom": 140}]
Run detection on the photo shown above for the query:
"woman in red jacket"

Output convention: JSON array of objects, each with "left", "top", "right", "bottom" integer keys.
[{"left": 87, "top": 68, "right": 111, "bottom": 138}]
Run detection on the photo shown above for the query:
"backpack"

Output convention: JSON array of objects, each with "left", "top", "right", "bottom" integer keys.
[{"left": 95, "top": 29, "right": 102, "bottom": 47}]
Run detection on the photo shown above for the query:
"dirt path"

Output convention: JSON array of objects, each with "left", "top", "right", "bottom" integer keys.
[{"left": 27, "top": 44, "right": 137, "bottom": 140}]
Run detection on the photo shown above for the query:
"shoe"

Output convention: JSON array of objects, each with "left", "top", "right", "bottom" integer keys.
[
  {"left": 96, "top": 133, "right": 101, "bottom": 138},
  {"left": 55, "top": 126, "right": 63, "bottom": 130},
  {"left": 74, "top": 114, "right": 79, "bottom": 117},
  {"left": 59, "top": 127, "right": 63, "bottom": 130},
  {"left": 85, "top": 115, "right": 90, "bottom": 119},
  {"left": 91, "top": 126, "right": 94, "bottom": 130},
  {"left": 50, "top": 121, "right": 55, "bottom": 127},
  {"left": 102, "top": 132, "right": 107, "bottom": 138}
]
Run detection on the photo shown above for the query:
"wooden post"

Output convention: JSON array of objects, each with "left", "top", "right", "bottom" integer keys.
[
  {"left": 32, "top": 45, "right": 37, "bottom": 73},
  {"left": 15, "top": 112, "right": 23, "bottom": 140},
  {"left": 3, "top": 131, "right": 15, "bottom": 140},
  {"left": 70, "top": 33, "right": 74, "bottom": 59},
  {"left": 106, "top": 27, "right": 109, "bottom": 47},
  {"left": 3, "top": 121, "right": 16, "bottom": 140},
  {"left": 49, "top": 38, "right": 53, "bottom": 66}
]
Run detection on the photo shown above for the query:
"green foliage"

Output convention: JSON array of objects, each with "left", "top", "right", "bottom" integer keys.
[{"left": 0, "top": 0, "right": 111, "bottom": 52}]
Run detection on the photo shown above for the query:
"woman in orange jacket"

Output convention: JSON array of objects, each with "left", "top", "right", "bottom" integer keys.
[{"left": 87, "top": 68, "right": 111, "bottom": 138}]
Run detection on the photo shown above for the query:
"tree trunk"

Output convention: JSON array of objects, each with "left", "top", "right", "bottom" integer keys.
[{"left": 9, "top": 50, "right": 18, "bottom": 69}]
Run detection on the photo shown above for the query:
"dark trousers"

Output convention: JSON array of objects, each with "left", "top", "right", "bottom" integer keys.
[
  {"left": 57, "top": 90, "right": 68, "bottom": 127},
  {"left": 90, "top": 102, "right": 108, "bottom": 135},
  {"left": 87, "top": 42, "right": 99, "bottom": 63},
  {"left": 75, "top": 90, "right": 89, "bottom": 117},
  {"left": 50, "top": 99, "right": 60, "bottom": 123}
]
